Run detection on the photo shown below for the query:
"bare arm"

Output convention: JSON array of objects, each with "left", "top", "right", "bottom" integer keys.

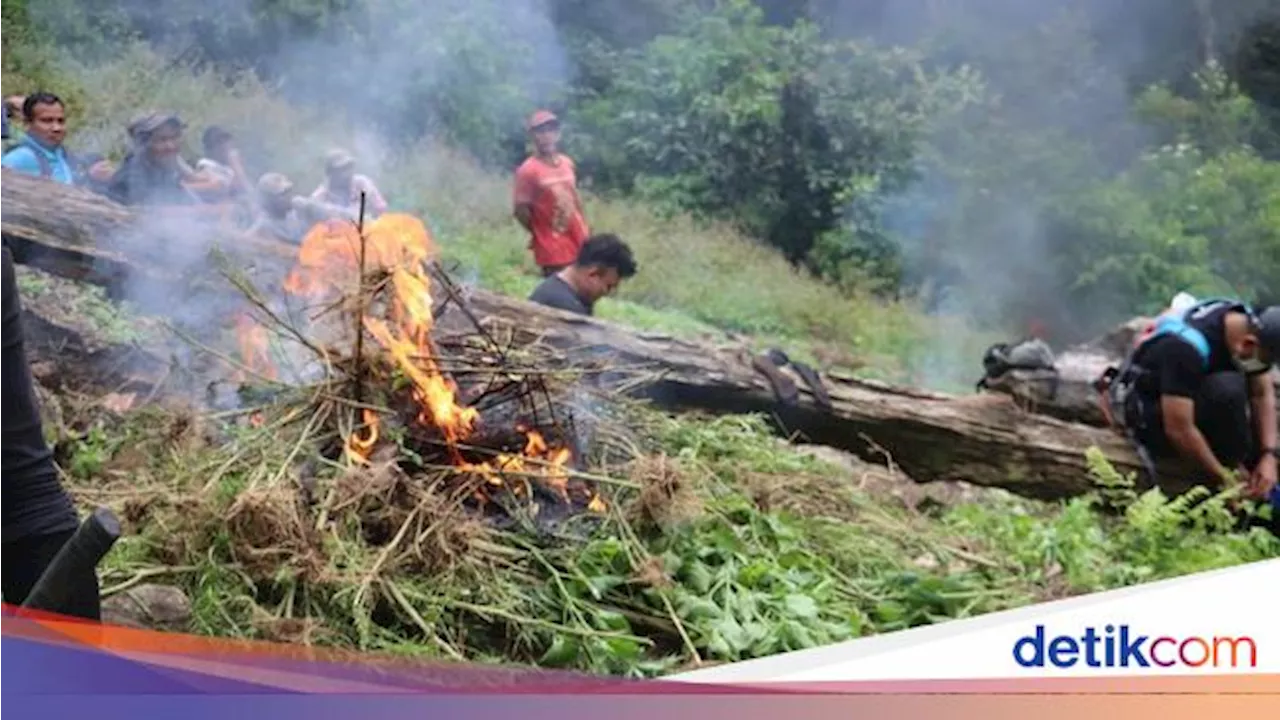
[
  {"left": 512, "top": 165, "right": 536, "bottom": 233},
  {"left": 1161, "top": 395, "right": 1234, "bottom": 483},
  {"left": 1249, "top": 370, "right": 1277, "bottom": 455},
  {"left": 513, "top": 203, "right": 534, "bottom": 232}
]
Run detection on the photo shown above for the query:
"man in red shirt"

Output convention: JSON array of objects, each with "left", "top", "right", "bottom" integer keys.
[{"left": 512, "top": 110, "right": 589, "bottom": 276}]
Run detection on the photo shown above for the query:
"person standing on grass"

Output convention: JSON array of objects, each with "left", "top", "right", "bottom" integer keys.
[
  {"left": 528, "top": 234, "right": 637, "bottom": 316},
  {"left": 1, "top": 245, "right": 102, "bottom": 621},
  {"left": 512, "top": 110, "right": 590, "bottom": 277},
  {"left": 311, "top": 149, "right": 388, "bottom": 220}
]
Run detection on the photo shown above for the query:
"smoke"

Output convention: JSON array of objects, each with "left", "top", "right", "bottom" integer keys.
[
  {"left": 808, "top": 0, "right": 1277, "bottom": 389},
  {"left": 24, "top": 0, "right": 577, "bottom": 404}
]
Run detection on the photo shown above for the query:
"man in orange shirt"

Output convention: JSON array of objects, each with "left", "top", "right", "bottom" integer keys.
[{"left": 512, "top": 110, "right": 589, "bottom": 277}]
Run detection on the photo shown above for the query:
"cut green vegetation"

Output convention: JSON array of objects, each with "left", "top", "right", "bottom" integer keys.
[{"left": 58, "top": 398, "right": 1279, "bottom": 678}]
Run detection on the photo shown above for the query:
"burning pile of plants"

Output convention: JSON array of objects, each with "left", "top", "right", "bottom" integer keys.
[
  {"left": 226, "top": 212, "right": 613, "bottom": 533},
  {"left": 91, "top": 209, "right": 724, "bottom": 671},
  {"left": 69, "top": 205, "right": 1275, "bottom": 680}
]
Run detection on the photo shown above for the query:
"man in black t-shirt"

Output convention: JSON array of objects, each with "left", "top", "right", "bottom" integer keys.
[
  {"left": 528, "top": 234, "right": 638, "bottom": 316},
  {"left": 2, "top": 246, "right": 102, "bottom": 619},
  {"left": 1120, "top": 299, "right": 1280, "bottom": 501}
]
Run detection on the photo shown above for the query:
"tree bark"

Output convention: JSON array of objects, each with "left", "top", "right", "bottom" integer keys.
[
  {"left": 981, "top": 323, "right": 1280, "bottom": 430},
  {"left": 457, "top": 291, "right": 1210, "bottom": 501},
  {"left": 1, "top": 170, "right": 1204, "bottom": 501}
]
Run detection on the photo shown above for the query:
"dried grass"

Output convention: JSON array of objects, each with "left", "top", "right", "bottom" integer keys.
[{"left": 624, "top": 455, "right": 704, "bottom": 533}]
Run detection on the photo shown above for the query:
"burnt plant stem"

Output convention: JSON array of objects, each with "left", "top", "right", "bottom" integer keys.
[
  {"left": 352, "top": 191, "right": 369, "bottom": 405},
  {"left": 427, "top": 261, "right": 508, "bottom": 364}
]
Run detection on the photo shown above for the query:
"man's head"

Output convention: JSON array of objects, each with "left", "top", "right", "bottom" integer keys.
[
  {"left": 564, "top": 234, "right": 637, "bottom": 305},
  {"left": 257, "top": 172, "right": 296, "bottom": 216},
  {"left": 526, "top": 110, "right": 560, "bottom": 157},
  {"left": 202, "top": 126, "right": 234, "bottom": 161},
  {"left": 324, "top": 149, "right": 356, "bottom": 188},
  {"left": 21, "top": 92, "right": 66, "bottom": 148},
  {"left": 1225, "top": 306, "right": 1280, "bottom": 374},
  {"left": 131, "top": 112, "right": 186, "bottom": 166}
]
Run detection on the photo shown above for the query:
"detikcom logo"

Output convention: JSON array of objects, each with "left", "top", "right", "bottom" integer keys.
[{"left": 1012, "top": 624, "right": 1258, "bottom": 669}]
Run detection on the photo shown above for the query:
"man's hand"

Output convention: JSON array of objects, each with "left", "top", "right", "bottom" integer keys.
[
  {"left": 87, "top": 160, "right": 115, "bottom": 183},
  {"left": 1248, "top": 454, "right": 1278, "bottom": 500}
]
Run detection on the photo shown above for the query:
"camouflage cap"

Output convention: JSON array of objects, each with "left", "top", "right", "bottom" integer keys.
[
  {"left": 257, "top": 172, "right": 294, "bottom": 197},
  {"left": 324, "top": 149, "right": 355, "bottom": 172},
  {"left": 129, "top": 111, "right": 185, "bottom": 139}
]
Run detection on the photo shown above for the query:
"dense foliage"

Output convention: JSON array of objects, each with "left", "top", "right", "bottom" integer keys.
[{"left": 5, "top": 0, "right": 1280, "bottom": 339}]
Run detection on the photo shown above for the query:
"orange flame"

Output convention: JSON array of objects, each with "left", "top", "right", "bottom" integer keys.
[
  {"left": 234, "top": 312, "right": 277, "bottom": 382},
  {"left": 346, "top": 408, "right": 379, "bottom": 464},
  {"left": 278, "top": 213, "right": 601, "bottom": 513}
]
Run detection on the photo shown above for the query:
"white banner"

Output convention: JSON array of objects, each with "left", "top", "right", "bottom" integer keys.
[{"left": 670, "top": 559, "right": 1280, "bottom": 682}]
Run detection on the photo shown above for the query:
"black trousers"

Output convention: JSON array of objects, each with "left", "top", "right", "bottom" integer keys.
[
  {"left": 1136, "top": 371, "right": 1262, "bottom": 475},
  {"left": 2, "top": 528, "right": 102, "bottom": 620}
]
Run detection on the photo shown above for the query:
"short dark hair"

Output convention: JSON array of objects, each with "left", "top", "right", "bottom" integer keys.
[
  {"left": 22, "top": 92, "right": 63, "bottom": 121},
  {"left": 575, "top": 233, "right": 637, "bottom": 278},
  {"left": 203, "top": 125, "right": 233, "bottom": 152}
]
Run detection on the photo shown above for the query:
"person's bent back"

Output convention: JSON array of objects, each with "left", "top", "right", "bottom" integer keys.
[{"left": 1118, "top": 298, "right": 1279, "bottom": 502}]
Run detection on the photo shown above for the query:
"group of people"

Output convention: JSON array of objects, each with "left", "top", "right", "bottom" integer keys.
[
  {"left": 2, "top": 92, "right": 389, "bottom": 245},
  {"left": 0, "top": 100, "right": 639, "bottom": 622},
  {"left": 512, "top": 109, "right": 638, "bottom": 317}
]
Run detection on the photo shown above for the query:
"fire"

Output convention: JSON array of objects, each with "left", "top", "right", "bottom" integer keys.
[
  {"left": 271, "top": 213, "right": 603, "bottom": 513},
  {"left": 459, "top": 428, "right": 573, "bottom": 501},
  {"left": 346, "top": 408, "right": 379, "bottom": 464},
  {"left": 234, "top": 312, "right": 277, "bottom": 382}
]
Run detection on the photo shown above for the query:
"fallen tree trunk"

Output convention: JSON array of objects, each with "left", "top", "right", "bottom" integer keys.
[
  {"left": 2, "top": 170, "right": 1202, "bottom": 501},
  {"left": 983, "top": 324, "right": 1280, "bottom": 429},
  {"left": 459, "top": 292, "right": 1199, "bottom": 500}
]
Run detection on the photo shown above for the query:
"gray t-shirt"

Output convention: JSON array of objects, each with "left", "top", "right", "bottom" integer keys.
[{"left": 529, "top": 275, "right": 591, "bottom": 316}]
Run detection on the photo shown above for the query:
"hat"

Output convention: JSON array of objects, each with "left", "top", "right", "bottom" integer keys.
[
  {"left": 526, "top": 109, "right": 559, "bottom": 131},
  {"left": 129, "top": 111, "right": 185, "bottom": 139},
  {"left": 1256, "top": 306, "right": 1280, "bottom": 361},
  {"left": 257, "top": 172, "right": 294, "bottom": 197},
  {"left": 324, "top": 149, "right": 355, "bottom": 172}
]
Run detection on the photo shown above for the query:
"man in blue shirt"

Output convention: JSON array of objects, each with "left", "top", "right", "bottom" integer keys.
[{"left": 1, "top": 92, "right": 75, "bottom": 184}]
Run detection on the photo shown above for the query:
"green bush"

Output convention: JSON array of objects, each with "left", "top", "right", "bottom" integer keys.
[{"left": 573, "top": 0, "right": 981, "bottom": 275}]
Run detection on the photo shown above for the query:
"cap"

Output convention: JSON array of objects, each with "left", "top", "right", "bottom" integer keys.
[
  {"left": 324, "top": 149, "right": 355, "bottom": 172},
  {"left": 526, "top": 109, "right": 559, "bottom": 131},
  {"left": 257, "top": 172, "right": 294, "bottom": 197},
  {"left": 129, "top": 111, "right": 185, "bottom": 139},
  {"left": 1255, "top": 306, "right": 1280, "bottom": 361}
]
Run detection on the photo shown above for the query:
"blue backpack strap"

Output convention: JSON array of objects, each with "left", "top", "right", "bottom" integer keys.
[
  {"left": 1145, "top": 315, "right": 1211, "bottom": 369},
  {"left": 1181, "top": 296, "right": 1253, "bottom": 322},
  {"left": 3, "top": 137, "right": 53, "bottom": 178}
]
